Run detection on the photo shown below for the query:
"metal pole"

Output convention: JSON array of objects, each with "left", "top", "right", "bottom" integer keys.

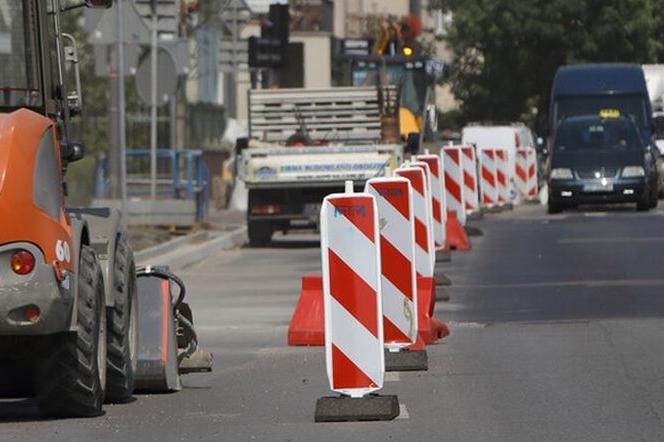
[
  {"left": 231, "top": 4, "right": 237, "bottom": 118},
  {"left": 117, "top": 0, "right": 128, "bottom": 219},
  {"left": 150, "top": 0, "right": 158, "bottom": 199}
]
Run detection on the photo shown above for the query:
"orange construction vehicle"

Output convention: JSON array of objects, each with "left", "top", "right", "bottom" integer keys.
[{"left": 0, "top": 0, "right": 211, "bottom": 417}]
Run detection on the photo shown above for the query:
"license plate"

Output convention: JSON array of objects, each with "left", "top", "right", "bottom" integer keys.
[{"left": 583, "top": 183, "right": 613, "bottom": 192}]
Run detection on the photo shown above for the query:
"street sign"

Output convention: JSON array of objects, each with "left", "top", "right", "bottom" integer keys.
[
  {"left": 248, "top": 36, "right": 283, "bottom": 68},
  {"left": 426, "top": 59, "right": 445, "bottom": 76},
  {"left": 135, "top": 48, "right": 179, "bottom": 105},
  {"left": 132, "top": 0, "right": 180, "bottom": 40},
  {"left": 343, "top": 39, "right": 374, "bottom": 57},
  {"left": 85, "top": 2, "right": 150, "bottom": 45},
  {"left": 219, "top": 39, "right": 249, "bottom": 73}
]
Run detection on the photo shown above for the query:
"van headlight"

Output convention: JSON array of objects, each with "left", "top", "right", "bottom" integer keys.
[
  {"left": 550, "top": 168, "right": 573, "bottom": 179},
  {"left": 621, "top": 166, "right": 645, "bottom": 177}
]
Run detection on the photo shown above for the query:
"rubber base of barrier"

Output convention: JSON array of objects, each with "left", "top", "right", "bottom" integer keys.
[
  {"left": 384, "top": 349, "right": 428, "bottom": 371},
  {"left": 287, "top": 275, "right": 324, "bottom": 346},
  {"left": 484, "top": 205, "right": 502, "bottom": 213},
  {"left": 315, "top": 395, "right": 400, "bottom": 422},
  {"left": 467, "top": 210, "right": 484, "bottom": 221},
  {"left": 435, "top": 249, "right": 452, "bottom": 263},
  {"left": 434, "top": 266, "right": 452, "bottom": 286},
  {"left": 445, "top": 211, "right": 471, "bottom": 251},
  {"left": 464, "top": 225, "right": 484, "bottom": 237},
  {"left": 435, "top": 287, "right": 450, "bottom": 302}
]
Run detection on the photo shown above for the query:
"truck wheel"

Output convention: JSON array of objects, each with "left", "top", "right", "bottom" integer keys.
[
  {"left": 105, "top": 234, "right": 138, "bottom": 403},
  {"left": 36, "top": 245, "right": 107, "bottom": 417},
  {"left": 248, "top": 221, "right": 272, "bottom": 247},
  {"left": 649, "top": 182, "right": 659, "bottom": 209}
]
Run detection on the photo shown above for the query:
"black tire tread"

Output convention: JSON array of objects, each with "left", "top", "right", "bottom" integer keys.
[
  {"left": 36, "top": 245, "right": 105, "bottom": 417},
  {"left": 105, "top": 234, "right": 137, "bottom": 402}
]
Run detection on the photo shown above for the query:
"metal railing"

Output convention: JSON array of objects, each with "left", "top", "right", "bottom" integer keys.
[{"left": 94, "top": 148, "right": 210, "bottom": 221}]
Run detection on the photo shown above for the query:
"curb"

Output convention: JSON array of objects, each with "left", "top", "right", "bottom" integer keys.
[
  {"left": 136, "top": 226, "right": 247, "bottom": 269},
  {"left": 135, "top": 231, "right": 208, "bottom": 263}
]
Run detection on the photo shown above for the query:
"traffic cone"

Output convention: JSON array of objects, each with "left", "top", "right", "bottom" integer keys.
[
  {"left": 445, "top": 210, "right": 471, "bottom": 251},
  {"left": 287, "top": 275, "right": 324, "bottom": 346}
]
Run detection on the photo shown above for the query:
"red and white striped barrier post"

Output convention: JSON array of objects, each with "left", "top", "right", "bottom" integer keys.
[
  {"left": 366, "top": 177, "right": 428, "bottom": 371},
  {"left": 441, "top": 146, "right": 471, "bottom": 251},
  {"left": 515, "top": 147, "right": 539, "bottom": 201},
  {"left": 316, "top": 181, "right": 399, "bottom": 422},
  {"left": 527, "top": 147, "right": 538, "bottom": 200},
  {"left": 442, "top": 145, "right": 467, "bottom": 226},
  {"left": 394, "top": 166, "right": 449, "bottom": 343},
  {"left": 479, "top": 148, "right": 498, "bottom": 209},
  {"left": 416, "top": 153, "right": 447, "bottom": 251},
  {"left": 461, "top": 146, "right": 480, "bottom": 216},
  {"left": 397, "top": 163, "right": 435, "bottom": 275},
  {"left": 413, "top": 154, "right": 453, "bottom": 286},
  {"left": 495, "top": 148, "right": 511, "bottom": 207}
]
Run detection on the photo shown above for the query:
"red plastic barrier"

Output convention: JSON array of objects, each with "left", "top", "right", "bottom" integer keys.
[
  {"left": 445, "top": 210, "right": 471, "bottom": 251},
  {"left": 414, "top": 276, "right": 450, "bottom": 344},
  {"left": 287, "top": 275, "right": 324, "bottom": 346}
]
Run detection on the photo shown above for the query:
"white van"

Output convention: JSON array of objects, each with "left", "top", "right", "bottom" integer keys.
[{"left": 462, "top": 123, "right": 535, "bottom": 178}]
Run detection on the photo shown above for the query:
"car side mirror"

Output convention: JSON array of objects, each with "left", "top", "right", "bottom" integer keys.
[
  {"left": 653, "top": 113, "right": 664, "bottom": 137},
  {"left": 405, "top": 132, "right": 420, "bottom": 155}
]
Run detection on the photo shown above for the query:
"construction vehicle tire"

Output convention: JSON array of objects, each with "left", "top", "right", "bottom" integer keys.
[
  {"left": 105, "top": 234, "right": 138, "bottom": 402},
  {"left": 36, "top": 245, "right": 107, "bottom": 417}
]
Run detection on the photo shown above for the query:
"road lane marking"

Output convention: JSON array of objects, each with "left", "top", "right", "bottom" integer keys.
[
  {"left": 453, "top": 279, "right": 664, "bottom": 289},
  {"left": 446, "top": 321, "right": 487, "bottom": 328},
  {"left": 396, "top": 403, "right": 409, "bottom": 420},
  {"left": 558, "top": 237, "right": 664, "bottom": 244},
  {"left": 385, "top": 372, "right": 401, "bottom": 382}
]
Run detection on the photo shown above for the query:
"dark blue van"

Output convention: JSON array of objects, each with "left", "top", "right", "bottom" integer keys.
[{"left": 548, "top": 64, "right": 660, "bottom": 211}]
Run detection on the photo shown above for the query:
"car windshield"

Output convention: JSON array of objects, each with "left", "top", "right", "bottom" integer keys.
[
  {"left": 554, "top": 118, "right": 641, "bottom": 152},
  {"left": 0, "top": 1, "right": 41, "bottom": 108}
]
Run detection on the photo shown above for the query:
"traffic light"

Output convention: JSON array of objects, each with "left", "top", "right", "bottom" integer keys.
[{"left": 248, "top": 4, "right": 290, "bottom": 68}]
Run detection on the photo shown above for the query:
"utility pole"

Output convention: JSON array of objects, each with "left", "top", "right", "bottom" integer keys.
[
  {"left": 150, "top": 0, "right": 158, "bottom": 199},
  {"left": 117, "top": 0, "right": 128, "bottom": 218}
]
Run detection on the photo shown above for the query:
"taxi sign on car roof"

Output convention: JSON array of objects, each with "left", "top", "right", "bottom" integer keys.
[{"left": 599, "top": 108, "right": 620, "bottom": 119}]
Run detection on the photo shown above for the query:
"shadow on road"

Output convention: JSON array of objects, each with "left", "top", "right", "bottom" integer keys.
[{"left": 0, "top": 398, "right": 109, "bottom": 422}]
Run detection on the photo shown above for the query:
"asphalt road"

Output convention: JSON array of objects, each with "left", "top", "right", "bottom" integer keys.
[{"left": 4, "top": 203, "right": 664, "bottom": 441}]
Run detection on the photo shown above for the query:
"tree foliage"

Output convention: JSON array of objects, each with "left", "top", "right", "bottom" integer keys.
[{"left": 440, "top": 0, "right": 664, "bottom": 133}]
